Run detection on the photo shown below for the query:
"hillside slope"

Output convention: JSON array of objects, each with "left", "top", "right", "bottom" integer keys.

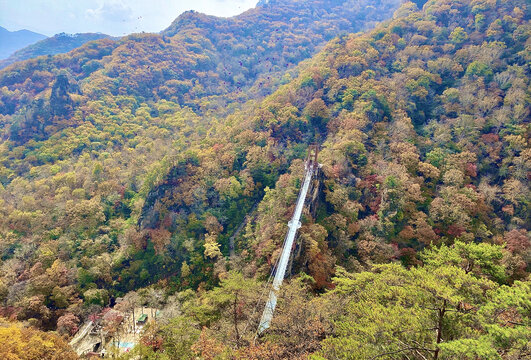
[
  {"left": 141, "top": 0, "right": 530, "bottom": 285},
  {"left": 119, "top": 0, "right": 530, "bottom": 358},
  {"left": 132, "top": 0, "right": 530, "bottom": 357}
]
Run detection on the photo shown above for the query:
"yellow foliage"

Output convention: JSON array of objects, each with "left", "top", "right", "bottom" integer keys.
[
  {"left": 0, "top": 320, "right": 78, "bottom": 360},
  {"left": 204, "top": 233, "right": 222, "bottom": 259}
]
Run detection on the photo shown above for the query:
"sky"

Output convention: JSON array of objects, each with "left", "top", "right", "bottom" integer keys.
[{"left": 0, "top": 0, "right": 258, "bottom": 36}]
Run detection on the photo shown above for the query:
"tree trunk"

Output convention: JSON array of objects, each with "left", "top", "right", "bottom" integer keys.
[
  {"left": 233, "top": 294, "right": 240, "bottom": 346},
  {"left": 132, "top": 307, "right": 135, "bottom": 334},
  {"left": 433, "top": 300, "right": 446, "bottom": 360}
]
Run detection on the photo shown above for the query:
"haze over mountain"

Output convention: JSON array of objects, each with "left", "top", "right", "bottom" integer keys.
[
  {"left": 0, "top": 0, "right": 529, "bottom": 359},
  {"left": 0, "top": 32, "right": 114, "bottom": 69},
  {"left": 0, "top": 26, "right": 47, "bottom": 59}
]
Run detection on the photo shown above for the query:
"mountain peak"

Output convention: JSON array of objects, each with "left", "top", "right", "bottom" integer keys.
[{"left": 0, "top": 26, "right": 47, "bottom": 59}]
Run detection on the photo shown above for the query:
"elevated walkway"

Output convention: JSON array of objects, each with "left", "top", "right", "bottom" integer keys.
[{"left": 257, "top": 145, "right": 320, "bottom": 335}]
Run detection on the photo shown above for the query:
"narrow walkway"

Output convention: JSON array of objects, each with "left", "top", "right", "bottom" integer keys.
[
  {"left": 69, "top": 320, "right": 94, "bottom": 347},
  {"left": 257, "top": 146, "right": 319, "bottom": 334}
]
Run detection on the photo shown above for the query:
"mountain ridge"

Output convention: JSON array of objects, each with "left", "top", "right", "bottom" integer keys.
[{"left": 0, "top": 26, "right": 47, "bottom": 59}]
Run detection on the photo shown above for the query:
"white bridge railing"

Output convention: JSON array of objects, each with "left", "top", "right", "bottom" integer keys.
[{"left": 257, "top": 157, "right": 317, "bottom": 334}]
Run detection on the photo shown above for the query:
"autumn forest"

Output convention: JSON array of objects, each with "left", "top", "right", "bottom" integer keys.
[{"left": 0, "top": 0, "right": 529, "bottom": 359}]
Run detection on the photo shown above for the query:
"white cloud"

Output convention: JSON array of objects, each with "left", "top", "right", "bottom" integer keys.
[{"left": 85, "top": 0, "right": 134, "bottom": 22}]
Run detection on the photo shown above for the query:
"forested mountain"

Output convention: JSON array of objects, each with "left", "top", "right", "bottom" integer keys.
[
  {"left": 0, "top": 0, "right": 401, "bottom": 146},
  {"left": 0, "top": 0, "right": 529, "bottom": 358},
  {"left": 0, "top": 32, "right": 113, "bottom": 70},
  {"left": 0, "top": 26, "right": 47, "bottom": 59},
  {"left": 0, "top": 0, "right": 401, "bottom": 330}
]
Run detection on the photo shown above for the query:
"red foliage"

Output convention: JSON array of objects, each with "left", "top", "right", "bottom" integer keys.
[
  {"left": 504, "top": 229, "right": 530, "bottom": 255},
  {"left": 141, "top": 334, "right": 164, "bottom": 351},
  {"left": 359, "top": 175, "right": 382, "bottom": 191},
  {"left": 465, "top": 163, "right": 477, "bottom": 177},
  {"left": 57, "top": 313, "right": 80, "bottom": 336},
  {"left": 308, "top": 252, "right": 330, "bottom": 289},
  {"left": 481, "top": 133, "right": 500, "bottom": 143},
  {"left": 398, "top": 226, "right": 415, "bottom": 240},
  {"left": 0, "top": 306, "right": 21, "bottom": 321},
  {"left": 358, "top": 175, "right": 383, "bottom": 213},
  {"left": 447, "top": 224, "right": 465, "bottom": 237},
  {"left": 502, "top": 205, "right": 514, "bottom": 216}
]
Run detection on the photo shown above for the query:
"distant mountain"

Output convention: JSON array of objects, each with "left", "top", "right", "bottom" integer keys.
[
  {"left": 0, "top": 26, "right": 47, "bottom": 59},
  {"left": 0, "top": 32, "right": 114, "bottom": 69}
]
